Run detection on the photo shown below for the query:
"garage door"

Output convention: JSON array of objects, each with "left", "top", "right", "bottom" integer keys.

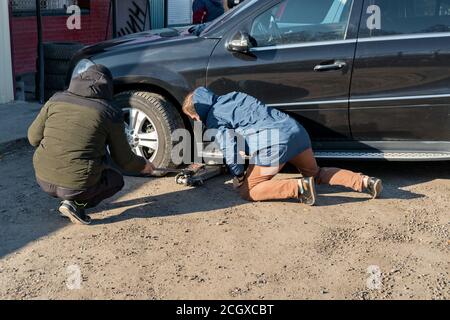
[{"left": 167, "top": 0, "right": 192, "bottom": 26}]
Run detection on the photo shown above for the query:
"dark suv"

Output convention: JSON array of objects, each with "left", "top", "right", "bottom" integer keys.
[{"left": 70, "top": 0, "right": 450, "bottom": 169}]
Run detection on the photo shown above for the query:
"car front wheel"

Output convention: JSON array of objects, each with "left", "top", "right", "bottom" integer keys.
[{"left": 114, "top": 91, "right": 185, "bottom": 176}]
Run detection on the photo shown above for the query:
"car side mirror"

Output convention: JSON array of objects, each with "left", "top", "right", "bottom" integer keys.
[{"left": 227, "top": 31, "right": 253, "bottom": 53}]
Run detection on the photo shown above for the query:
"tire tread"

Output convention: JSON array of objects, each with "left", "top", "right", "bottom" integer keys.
[{"left": 114, "top": 91, "right": 185, "bottom": 173}]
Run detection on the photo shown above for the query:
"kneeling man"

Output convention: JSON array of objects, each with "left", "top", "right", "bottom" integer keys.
[{"left": 182, "top": 87, "right": 382, "bottom": 205}]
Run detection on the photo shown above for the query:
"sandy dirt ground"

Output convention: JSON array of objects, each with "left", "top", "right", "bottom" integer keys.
[{"left": 0, "top": 142, "right": 448, "bottom": 300}]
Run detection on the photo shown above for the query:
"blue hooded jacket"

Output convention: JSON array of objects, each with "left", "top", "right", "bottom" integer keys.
[{"left": 193, "top": 87, "right": 311, "bottom": 177}]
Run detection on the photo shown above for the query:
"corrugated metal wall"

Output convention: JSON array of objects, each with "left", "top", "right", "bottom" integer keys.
[
  {"left": 167, "top": 0, "right": 192, "bottom": 26},
  {"left": 150, "top": 0, "right": 166, "bottom": 29}
]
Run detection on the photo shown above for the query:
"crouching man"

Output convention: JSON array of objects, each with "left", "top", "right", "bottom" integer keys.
[
  {"left": 28, "top": 65, "right": 155, "bottom": 225},
  {"left": 182, "top": 87, "right": 382, "bottom": 205}
]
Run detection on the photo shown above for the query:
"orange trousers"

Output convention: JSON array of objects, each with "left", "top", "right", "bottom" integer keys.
[{"left": 240, "top": 148, "right": 365, "bottom": 202}]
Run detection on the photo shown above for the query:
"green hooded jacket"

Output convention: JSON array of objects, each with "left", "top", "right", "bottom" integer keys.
[{"left": 28, "top": 65, "right": 146, "bottom": 189}]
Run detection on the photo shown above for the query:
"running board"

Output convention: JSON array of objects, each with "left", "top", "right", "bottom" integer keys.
[
  {"left": 314, "top": 151, "right": 450, "bottom": 161},
  {"left": 200, "top": 150, "right": 450, "bottom": 162}
]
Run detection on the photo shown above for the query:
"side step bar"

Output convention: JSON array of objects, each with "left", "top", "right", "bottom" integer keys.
[
  {"left": 200, "top": 150, "right": 450, "bottom": 162},
  {"left": 314, "top": 151, "right": 450, "bottom": 161}
]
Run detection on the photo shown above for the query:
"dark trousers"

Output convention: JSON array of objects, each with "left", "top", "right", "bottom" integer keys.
[{"left": 37, "top": 169, "right": 125, "bottom": 209}]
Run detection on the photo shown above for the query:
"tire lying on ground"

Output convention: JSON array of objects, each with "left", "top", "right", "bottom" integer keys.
[
  {"left": 44, "top": 59, "right": 71, "bottom": 75},
  {"left": 44, "top": 74, "right": 67, "bottom": 92},
  {"left": 114, "top": 91, "right": 185, "bottom": 176},
  {"left": 42, "top": 42, "right": 84, "bottom": 101},
  {"left": 43, "top": 42, "right": 84, "bottom": 61},
  {"left": 44, "top": 89, "right": 59, "bottom": 102}
]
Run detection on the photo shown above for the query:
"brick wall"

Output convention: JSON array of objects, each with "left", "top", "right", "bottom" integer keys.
[{"left": 10, "top": 0, "right": 111, "bottom": 76}]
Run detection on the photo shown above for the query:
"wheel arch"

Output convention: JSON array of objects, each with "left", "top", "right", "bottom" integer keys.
[{"left": 113, "top": 78, "right": 193, "bottom": 132}]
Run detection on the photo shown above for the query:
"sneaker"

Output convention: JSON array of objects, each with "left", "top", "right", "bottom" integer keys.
[
  {"left": 298, "top": 177, "right": 317, "bottom": 206},
  {"left": 365, "top": 177, "right": 383, "bottom": 199},
  {"left": 58, "top": 202, "right": 69, "bottom": 219},
  {"left": 58, "top": 200, "right": 91, "bottom": 225}
]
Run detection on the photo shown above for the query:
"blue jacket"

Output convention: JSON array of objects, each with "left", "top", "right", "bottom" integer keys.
[{"left": 193, "top": 87, "right": 311, "bottom": 176}]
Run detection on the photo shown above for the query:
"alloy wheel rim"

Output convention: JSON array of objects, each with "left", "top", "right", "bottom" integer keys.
[{"left": 123, "top": 108, "right": 159, "bottom": 162}]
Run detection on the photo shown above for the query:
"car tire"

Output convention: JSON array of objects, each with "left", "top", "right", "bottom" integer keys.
[
  {"left": 45, "top": 59, "right": 71, "bottom": 75},
  {"left": 43, "top": 42, "right": 84, "bottom": 61},
  {"left": 44, "top": 89, "right": 59, "bottom": 101},
  {"left": 44, "top": 74, "right": 67, "bottom": 91},
  {"left": 114, "top": 91, "right": 185, "bottom": 176}
]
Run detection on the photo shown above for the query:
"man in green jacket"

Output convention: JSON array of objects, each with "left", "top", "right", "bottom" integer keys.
[{"left": 28, "top": 65, "right": 154, "bottom": 225}]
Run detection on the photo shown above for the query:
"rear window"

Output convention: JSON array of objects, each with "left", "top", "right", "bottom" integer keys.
[{"left": 360, "top": 0, "right": 450, "bottom": 37}]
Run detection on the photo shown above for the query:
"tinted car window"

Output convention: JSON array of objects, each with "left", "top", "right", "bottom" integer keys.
[
  {"left": 360, "top": 0, "right": 450, "bottom": 37},
  {"left": 202, "top": 0, "right": 259, "bottom": 36},
  {"left": 250, "top": 0, "right": 354, "bottom": 47}
]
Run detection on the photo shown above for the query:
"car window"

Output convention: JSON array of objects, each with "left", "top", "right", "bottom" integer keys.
[
  {"left": 250, "top": 0, "right": 354, "bottom": 48},
  {"left": 360, "top": 0, "right": 450, "bottom": 37},
  {"left": 201, "top": 0, "right": 259, "bottom": 36}
]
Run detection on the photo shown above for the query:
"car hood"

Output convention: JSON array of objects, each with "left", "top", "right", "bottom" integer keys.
[{"left": 78, "top": 27, "right": 200, "bottom": 58}]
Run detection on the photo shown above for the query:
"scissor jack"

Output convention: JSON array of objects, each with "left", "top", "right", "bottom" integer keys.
[{"left": 153, "top": 164, "right": 227, "bottom": 187}]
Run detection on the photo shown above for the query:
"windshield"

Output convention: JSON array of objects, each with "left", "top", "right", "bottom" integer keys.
[{"left": 200, "top": 0, "right": 260, "bottom": 36}]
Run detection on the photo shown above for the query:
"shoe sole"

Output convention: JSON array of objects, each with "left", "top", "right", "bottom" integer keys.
[
  {"left": 306, "top": 177, "right": 317, "bottom": 206},
  {"left": 58, "top": 206, "right": 91, "bottom": 225},
  {"left": 372, "top": 180, "right": 383, "bottom": 199},
  {"left": 299, "top": 177, "right": 317, "bottom": 206},
  {"left": 59, "top": 211, "right": 69, "bottom": 219}
]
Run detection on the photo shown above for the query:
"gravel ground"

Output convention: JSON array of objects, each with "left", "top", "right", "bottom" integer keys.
[{"left": 0, "top": 143, "right": 448, "bottom": 300}]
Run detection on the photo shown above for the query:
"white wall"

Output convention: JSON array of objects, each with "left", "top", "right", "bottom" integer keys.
[{"left": 0, "top": 0, "right": 14, "bottom": 104}]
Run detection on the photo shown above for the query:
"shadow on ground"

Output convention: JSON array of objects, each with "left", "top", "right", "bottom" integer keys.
[
  {"left": 95, "top": 159, "right": 448, "bottom": 223},
  {"left": 92, "top": 176, "right": 247, "bottom": 225},
  {"left": 0, "top": 144, "right": 448, "bottom": 258}
]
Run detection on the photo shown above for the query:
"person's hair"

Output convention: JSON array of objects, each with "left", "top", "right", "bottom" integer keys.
[{"left": 182, "top": 92, "right": 197, "bottom": 117}]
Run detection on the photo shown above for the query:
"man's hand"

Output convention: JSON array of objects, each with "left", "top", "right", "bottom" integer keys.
[
  {"left": 239, "top": 151, "right": 249, "bottom": 158},
  {"left": 233, "top": 175, "right": 245, "bottom": 189},
  {"left": 141, "top": 160, "right": 156, "bottom": 175}
]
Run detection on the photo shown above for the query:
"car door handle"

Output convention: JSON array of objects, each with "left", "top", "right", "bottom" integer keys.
[{"left": 314, "top": 61, "right": 347, "bottom": 72}]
